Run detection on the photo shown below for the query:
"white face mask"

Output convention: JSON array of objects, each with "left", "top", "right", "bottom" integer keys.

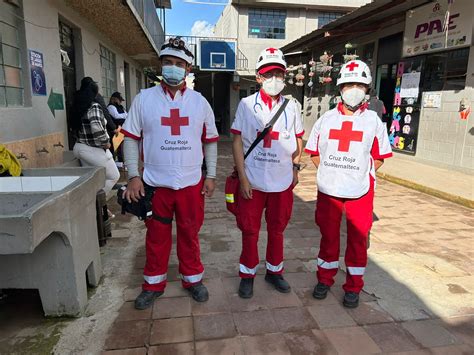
[
  {"left": 341, "top": 87, "right": 366, "bottom": 109},
  {"left": 262, "top": 76, "right": 285, "bottom": 96}
]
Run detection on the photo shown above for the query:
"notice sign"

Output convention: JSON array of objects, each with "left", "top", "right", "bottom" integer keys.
[
  {"left": 400, "top": 72, "right": 421, "bottom": 98},
  {"left": 29, "top": 50, "right": 47, "bottom": 96},
  {"left": 403, "top": 0, "right": 473, "bottom": 57}
]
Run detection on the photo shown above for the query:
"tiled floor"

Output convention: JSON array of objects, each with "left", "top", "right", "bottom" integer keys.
[{"left": 102, "top": 142, "right": 473, "bottom": 354}]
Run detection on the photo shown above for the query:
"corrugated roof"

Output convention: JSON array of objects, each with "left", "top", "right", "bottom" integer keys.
[{"left": 281, "top": 0, "right": 430, "bottom": 53}]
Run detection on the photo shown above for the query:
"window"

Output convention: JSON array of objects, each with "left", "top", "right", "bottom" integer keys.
[
  {"left": 423, "top": 48, "right": 469, "bottom": 91},
  {"left": 100, "top": 44, "right": 116, "bottom": 99},
  {"left": 248, "top": 8, "right": 286, "bottom": 39},
  {"left": 0, "top": 1, "right": 24, "bottom": 107},
  {"left": 317, "top": 11, "right": 344, "bottom": 29}
]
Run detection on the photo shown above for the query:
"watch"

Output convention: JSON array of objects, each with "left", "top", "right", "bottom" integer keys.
[{"left": 293, "top": 163, "right": 301, "bottom": 171}]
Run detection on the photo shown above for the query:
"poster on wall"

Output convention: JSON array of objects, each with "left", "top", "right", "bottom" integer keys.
[
  {"left": 29, "top": 50, "right": 47, "bottom": 96},
  {"left": 389, "top": 59, "right": 424, "bottom": 154},
  {"left": 403, "top": 0, "right": 473, "bottom": 57}
]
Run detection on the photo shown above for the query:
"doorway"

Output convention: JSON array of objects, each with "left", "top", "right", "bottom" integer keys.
[{"left": 59, "top": 20, "right": 77, "bottom": 150}]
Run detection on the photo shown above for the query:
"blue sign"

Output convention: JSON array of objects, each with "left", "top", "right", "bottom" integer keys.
[
  {"left": 199, "top": 40, "right": 236, "bottom": 72},
  {"left": 29, "top": 50, "right": 47, "bottom": 96}
]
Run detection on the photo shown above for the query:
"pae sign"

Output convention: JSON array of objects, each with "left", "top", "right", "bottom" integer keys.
[{"left": 403, "top": 0, "right": 472, "bottom": 57}]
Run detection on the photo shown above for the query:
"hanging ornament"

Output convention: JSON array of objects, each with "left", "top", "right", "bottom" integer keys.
[{"left": 295, "top": 65, "right": 305, "bottom": 87}]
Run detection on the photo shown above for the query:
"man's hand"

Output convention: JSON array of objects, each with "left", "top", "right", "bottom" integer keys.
[
  {"left": 240, "top": 176, "right": 253, "bottom": 200},
  {"left": 123, "top": 177, "right": 144, "bottom": 203},
  {"left": 201, "top": 178, "right": 215, "bottom": 197},
  {"left": 292, "top": 170, "right": 299, "bottom": 187}
]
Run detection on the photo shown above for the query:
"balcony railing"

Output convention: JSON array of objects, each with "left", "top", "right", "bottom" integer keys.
[
  {"left": 166, "top": 35, "right": 249, "bottom": 70},
  {"left": 129, "top": 0, "right": 165, "bottom": 50}
]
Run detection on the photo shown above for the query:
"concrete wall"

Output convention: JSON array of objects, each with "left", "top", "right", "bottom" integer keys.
[
  {"left": 234, "top": 7, "right": 320, "bottom": 76},
  {"left": 235, "top": 0, "right": 370, "bottom": 10},
  {"left": 214, "top": 4, "right": 238, "bottom": 39},
  {"left": 416, "top": 85, "right": 474, "bottom": 170},
  {"left": 1, "top": 0, "right": 146, "bottom": 168}
]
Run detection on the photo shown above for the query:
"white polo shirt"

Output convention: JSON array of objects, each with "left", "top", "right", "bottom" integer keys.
[
  {"left": 231, "top": 91, "right": 304, "bottom": 192},
  {"left": 305, "top": 103, "right": 392, "bottom": 198},
  {"left": 122, "top": 85, "right": 219, "bottom": 189}
]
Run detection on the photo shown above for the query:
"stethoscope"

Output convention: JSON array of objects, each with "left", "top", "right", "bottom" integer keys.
[{"left": 253, "top": 92, "right": 290, "bottom": 139}]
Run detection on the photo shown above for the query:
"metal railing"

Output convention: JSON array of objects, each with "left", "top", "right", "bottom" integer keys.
[
  {"left": 129, "top": 0, "right": 165, "bottom": 50},
  {"left": 165, "top": 35, "right": 249, "bottom": 70}
]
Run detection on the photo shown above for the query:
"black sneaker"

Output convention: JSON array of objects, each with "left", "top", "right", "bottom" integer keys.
[
  {"left": 187, "top": 282, "right": 209, "bottom": 302},
  {"left": 134, "top": 290, "right": 164, "bottom": 310},
  {"left": 264, "top": 273, "right": 291, "bottom": 293},
  {"left": 238, "top": 278, "right": 254, "bottom": 299},
  {"left": 313, "top": 282, "right": 330, "bottom": 299},
  {"left": 343, "top": 292, "right": 359, "bottom": 308}
]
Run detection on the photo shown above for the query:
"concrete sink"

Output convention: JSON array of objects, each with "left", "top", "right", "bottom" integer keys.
[{"left": 0, "top": 167, "right": 105, "bottom": 316}]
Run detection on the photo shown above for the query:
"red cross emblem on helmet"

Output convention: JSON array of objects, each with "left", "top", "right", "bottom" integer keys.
[{"left": 256, "top": 47, "right": 287, "bottom": 72}]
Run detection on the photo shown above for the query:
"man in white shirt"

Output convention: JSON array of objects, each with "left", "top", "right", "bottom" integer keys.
[
  {"left": 305, "top": 60, "right": 392, "bottom": 308},
  {"left": 122, "top": 37, "right": 219, "bottom": 310},
  {"left": 231, "top": 47, "right": 304, "bottom": 298}
]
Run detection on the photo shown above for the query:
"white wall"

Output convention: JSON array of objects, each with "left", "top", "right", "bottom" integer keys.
[{"left": 1, "top": 0, "right": 145, "bottom": 145}]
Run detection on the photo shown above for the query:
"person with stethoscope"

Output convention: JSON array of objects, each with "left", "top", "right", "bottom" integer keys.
[{"left": 231, "top": 47, "right": 304, "bottom": 299}]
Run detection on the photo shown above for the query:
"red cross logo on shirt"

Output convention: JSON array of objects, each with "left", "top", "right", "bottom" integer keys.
[
  {"left": 329, "top": 121, "right": 363, "bottom": 152},
  {"left": 266, "top": 48, "right": 278, "bottom": 54},
  {"left": 258, "top": 129, "right": 279, "bottom": 148},
  {"left": 346, "top": 62, "right": 359, "bottom": 71},
  {"left": 161, "top": 108, "right": 189, "bottom": 136}
]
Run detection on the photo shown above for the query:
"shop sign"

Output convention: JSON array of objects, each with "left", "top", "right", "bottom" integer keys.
[
  {"left": 403, "top": 0, "right": 472, "bottom": 57},
  {"left": 29, "top": 49, "right": 47, "bottom": 96}
]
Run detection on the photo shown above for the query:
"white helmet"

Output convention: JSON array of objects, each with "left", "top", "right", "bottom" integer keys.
[
  {"left": 160, "top": 37, "right": 194, "bottom": 64},
  {"left": 256, "top": 47, "right": 287, "bottom": 73},
  {"left": 337, "top": 60, "right": 372, "bottom": 86}
]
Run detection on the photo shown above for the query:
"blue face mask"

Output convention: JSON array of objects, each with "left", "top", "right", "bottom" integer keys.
[{"left": 162, "top": 65, "right": 186, "bottom": 86}]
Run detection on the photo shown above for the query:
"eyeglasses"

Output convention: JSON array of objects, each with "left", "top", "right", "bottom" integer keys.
[
  {"left": 260, "top": 72, "right": 285, "bottom": 80},
  {"left": 161, "top": 37, "right": 195, "bottom": 59}
]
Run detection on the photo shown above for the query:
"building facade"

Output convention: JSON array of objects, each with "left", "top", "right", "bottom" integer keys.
[
  {"left": 282, "top": 0, "right": 474, "bottom": 172},
  {"left": 212, "top": 0, "right": 370, "bottom": 135},
  {"left": 0, "top": 0, "right": 165, "bottom": 168}
]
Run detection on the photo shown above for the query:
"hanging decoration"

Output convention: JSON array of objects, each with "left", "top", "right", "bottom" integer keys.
[
  {"left": 316, "top": 51, "right": 333, "bottom": 85},
  {"left": 295, "top": 64, "right": 305, "bottom": 87},
  {"left": 343, "top": 42, "right": 359, "bottom": 63},
  {"left": 285, "top": 63, "right": 306, "bottom": 86},
  {"left": 307, "top": 58, "right": 316, "bottom": 87}
]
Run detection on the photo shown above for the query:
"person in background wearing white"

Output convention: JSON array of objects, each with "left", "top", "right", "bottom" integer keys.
[{"left": 107, "top": 92, "right": 128, "bottom": 166}]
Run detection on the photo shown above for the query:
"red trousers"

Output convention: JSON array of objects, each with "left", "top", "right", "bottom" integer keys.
[
  {"left": 315, "top": 180, "right": 374, "bottom": 293},
  {"left": 237, "top": 185, "right": 293, "bottom": 278},
  {"left": 143, "top": 180, "right": 204, "bottom": 292}
]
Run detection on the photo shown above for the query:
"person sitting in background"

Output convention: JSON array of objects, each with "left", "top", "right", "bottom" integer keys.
[{"left": 71, "top": 77, "right": 120, "bottom": 213}]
